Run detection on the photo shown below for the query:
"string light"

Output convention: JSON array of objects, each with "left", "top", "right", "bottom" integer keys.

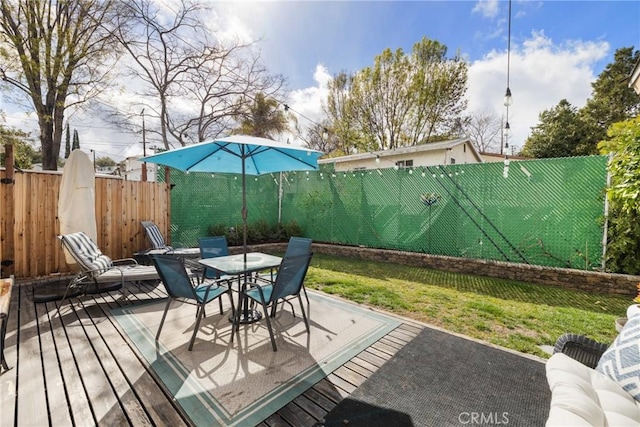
[{"left": 503, "top": 0, "right": 513, "bottom": 156}]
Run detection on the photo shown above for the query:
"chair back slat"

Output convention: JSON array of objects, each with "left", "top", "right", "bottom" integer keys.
[
  {"left": 60, "top": 231, "right": 113, "bottom": 275},
  {"left": 270, "top": 253, "right": 313, "bottom": 302},
  {"left": 284, "top": 237, "right": 312, "bottom": 257},
  {"left": 150, "top": 254, "right": 197, "bottom": 300},
  {"left": 142, "top": 220, "right": 168, "bottom": 250}
]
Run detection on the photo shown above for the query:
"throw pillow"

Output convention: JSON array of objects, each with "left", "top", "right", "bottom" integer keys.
[{"left": 596, "top": 314, "right": 640, "bottom": 401}]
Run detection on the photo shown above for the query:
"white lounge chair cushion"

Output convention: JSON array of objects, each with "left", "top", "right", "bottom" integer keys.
[
  {"left": 143, "top": 222, "right": 168, "bottom": 249},
  {"left": 62, "top": 231, "right": 113, "bottom": 273},
  {"left": 93, "top": 265, "right": 159, "bottom": 283}
]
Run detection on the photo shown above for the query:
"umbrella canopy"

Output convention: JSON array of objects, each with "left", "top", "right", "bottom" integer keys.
[
  {"left": 141, "top": 135, "right": 323, "bottom": 256},
  {"left": 141, "top": 135, "right": 322, "bottom": 175},
  {"left": 58, "top": 149, "right": 98, "bottom": 264}
]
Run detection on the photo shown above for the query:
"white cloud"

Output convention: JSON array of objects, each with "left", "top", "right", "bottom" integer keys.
[
  {"left": 472, "top": 0, "right": 501, "bottom": 19},
  {"left": 288, "top": 65, "right": 330, "bottom": 123},
  {"left": 466, "top": 31, "right": 608, "bottom": 151}
]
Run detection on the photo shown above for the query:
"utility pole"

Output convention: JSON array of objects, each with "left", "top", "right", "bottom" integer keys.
[{"left": 141, "top": 109, "right": 147, "bottom": 182}]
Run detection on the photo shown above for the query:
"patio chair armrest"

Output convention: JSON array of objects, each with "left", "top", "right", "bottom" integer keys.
[
  {"left": 253, "top": 273, "right": 274, "bottom": 285},
  {"left": 553, "top": 333, "right": 609, "bottom": 369},
  {"left": 112, "top": 258, "right": 139, "bottom": 266}
]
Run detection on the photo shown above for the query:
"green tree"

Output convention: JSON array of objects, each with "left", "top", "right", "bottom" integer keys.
[
  {"left": 326, "top": 37, "right": 467, "bottom": 152},
  {"left": 235, "top": 92, "right": 290, "bottom": 139},
  {"left": 520, "top": 100, "right": 592, "bottom": 158},
  {"left": 95, "top": 156, "right": 116, "bottom": 167},
  {"left": 72, "top": 129, "right": 80, "bottom": 150},
  {"left": 0, "top": 0, "right": 119, "bottom": 170},
  {"left": 598, "top": 116, "right": 640, "bottom": 273},
  {"left": 582, "top": 47, "right": 640, "bottom": 143},
  {"left": 64, "top": 123, "right": 71, "bottom": 158},
  {"left": 0, "top": 125, "right": 36, "bottom": 169},
  {"left": 522, "top": 47, "right": 639, "bottom": 158}
]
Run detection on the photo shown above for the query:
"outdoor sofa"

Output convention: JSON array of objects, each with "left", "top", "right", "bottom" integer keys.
[{"left": 546, "top": 306, "right": 640, "bottom": 426}]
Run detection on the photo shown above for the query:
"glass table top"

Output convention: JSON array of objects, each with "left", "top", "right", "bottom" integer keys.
[{"left": 198, "top": 252, "right": 282, "bottom": 275}]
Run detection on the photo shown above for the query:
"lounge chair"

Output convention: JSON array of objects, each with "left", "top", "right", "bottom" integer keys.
[
  {"left": 150, "top": 254, "right": 234, "bottom": 351},
  {"left": 140, "top": 220, "right": 200, "bottom": 258},
  {"left": 59, "top": 231, "right": 160, "bottom": 301},
  {"left": 236, "top": 253, "right": 313, "bottom": 352}
]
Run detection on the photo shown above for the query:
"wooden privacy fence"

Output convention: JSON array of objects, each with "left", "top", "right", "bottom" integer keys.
[{"left": 0, "top": 166, "right": 170, "bottom": 279}]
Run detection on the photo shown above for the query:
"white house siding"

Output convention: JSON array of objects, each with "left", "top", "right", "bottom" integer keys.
[{"left": 319, "top": 138, "right": 482, "bottom": 172}]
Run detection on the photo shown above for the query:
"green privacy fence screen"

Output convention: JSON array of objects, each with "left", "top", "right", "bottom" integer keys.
[{"left": 166, "top": 155, "right": 608, "bottom": 270}]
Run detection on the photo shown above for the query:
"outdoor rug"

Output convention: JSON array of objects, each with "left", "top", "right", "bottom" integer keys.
[
  {"left": 112, "top": 292, "right": 400, "bottom": 426},
  {"left": 321, "top": 326, "right": 551, "bottom": 426}
]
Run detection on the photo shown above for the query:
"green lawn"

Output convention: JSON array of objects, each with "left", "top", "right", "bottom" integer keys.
[{"left": 305, "top": 254, "right": 631, "bottom": 358}]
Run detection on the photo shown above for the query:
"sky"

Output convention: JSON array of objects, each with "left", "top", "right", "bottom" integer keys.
[{"left": 2, "top": 0, "right": 640, "bottom": 161}]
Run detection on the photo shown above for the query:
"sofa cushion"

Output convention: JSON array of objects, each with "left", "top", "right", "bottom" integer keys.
[
  {"left": 546, "top": 353, "right": 640, "bottom": 426},
  {"left": 596, "top": 314, "right": 640, "bottom": 401}
]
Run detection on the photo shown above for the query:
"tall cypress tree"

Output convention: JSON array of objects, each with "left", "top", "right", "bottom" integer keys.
[
  {"left": 64, "top": 123, "right": 71, "bottom": 158},
  {"left": 72, "top": 129, "right": 80, "bottom": 150}
]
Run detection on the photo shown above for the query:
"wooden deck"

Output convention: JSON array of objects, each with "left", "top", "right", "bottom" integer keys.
[{"left": 0, "top": 280, "right": 423, "bottom": 427}]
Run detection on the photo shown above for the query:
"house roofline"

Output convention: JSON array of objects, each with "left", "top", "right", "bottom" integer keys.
[{"left": 318, "top": 137, "right": 482, "bottom": 164}]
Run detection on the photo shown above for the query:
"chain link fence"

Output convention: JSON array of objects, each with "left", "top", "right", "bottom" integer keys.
[{"left": 167, "top": 155, "right": 607, "bottom": 270}]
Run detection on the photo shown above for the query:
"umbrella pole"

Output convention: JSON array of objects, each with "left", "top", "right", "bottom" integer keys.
[{"left": 242, "top": 157, "right": 247, "bottom": 263}]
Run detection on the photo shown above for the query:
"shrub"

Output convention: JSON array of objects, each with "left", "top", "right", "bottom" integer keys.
[{"left": 208, "top": 220, "right": 303, "bottom": 245}]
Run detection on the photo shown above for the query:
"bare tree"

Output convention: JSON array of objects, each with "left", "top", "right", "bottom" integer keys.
[
  {"left": 181, "top": 49, "right": 285, "bottom": 142},
  {"left": 297, "top": 121, "right": 336, "bottom": 154},
  {"left": 0, "top": 0, "right": 120, "bottom": 170},
  {"left": 114, "top": 0, "right": 285, "bottom": 149},
  {"left": 463, "top": 108, "right": 502, "bottom": 153}
]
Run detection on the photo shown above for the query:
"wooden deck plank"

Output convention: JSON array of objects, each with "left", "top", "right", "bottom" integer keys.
[
  {"left": 15, "top": 285, "right": 49, "bottom": 426},
  {"left": 89, "top": 288, "right": 189, "bottom": 427},
  {"left": 332, "top": 365, "right": 368, "bottom": 389},
  {"left": 292, "top": 392, "right": 331, "bottom": 421},
  {"left": 277, "top": 401, "right": 318, "bottom": 427},
  {"left": 36, "top": 298, "right": 73, "bottom": 425},
  {"left": 302, "top": 386, "right": 338, "bottom": 413},
  {"left": 0, "top": 279, "right": 19, "bottom": 427},
  {"left": 370, "top": 340, "right": 400, "bottom": 357},
  {"left": 75, "top": 296, "right": 155, "bottom": 427},
  {"left": 58, "top": 298, "right": 130, "bottom": 426},
  {"left": 48, "top": 299, "right": 96, "bottom": 425},
  {"left": 343, "top": 359, "right": 375, "bottom": 378},
  {"left": 309, "top": 377, "right": 345, "bottom": 405},
  {"left": 325, "top": 372, "right": 357, "bottom": 395}
]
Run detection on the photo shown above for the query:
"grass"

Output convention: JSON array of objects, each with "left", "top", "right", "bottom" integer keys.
[{"left": 304, "top": 253, "right": 631, "bottom": 358}]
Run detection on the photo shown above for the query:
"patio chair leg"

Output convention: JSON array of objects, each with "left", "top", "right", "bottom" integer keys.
[
  {"left": 227, "top": 290, "right": 236, "bottom": 319},
  {"left": 156, "top": 298, "right": 172, "bottom": 340},
  {"left": 230, "top": 298, "right": 241, "bottom": 345},
  {"left": 298, "top": 294, "right": 310, "bottom": 333},
  {"left": 188, "top": 302, "right": 207, "bottom": 351},
  {"left": 302, "top": 285, "right": 310, "bottom": 305},
  {"left": 262, "top": 302, "right": 278, "bottom": 352}
]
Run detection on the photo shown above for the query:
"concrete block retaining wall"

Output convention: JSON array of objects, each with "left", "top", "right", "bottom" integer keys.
[
  {"left": 24, "top": 243, "right": 637, "bottom": 297},
  {"left": 242, "top": 242, "right": 639, "bottom": 297}
]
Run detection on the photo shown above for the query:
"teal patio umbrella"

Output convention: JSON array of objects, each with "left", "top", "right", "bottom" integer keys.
[{"left": 141, "top": 135, "right": 323, "bottom": 258}]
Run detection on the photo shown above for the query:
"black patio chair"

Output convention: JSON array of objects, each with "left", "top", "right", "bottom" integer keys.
[
  {"left": 150, "top": 254, "right": 235, "bottom": 351},
  {"left": 199, "top": 236, "right": 231, "bottom": 281},
  {"left": 553, "top": 333, "right": 609, "bottom": 369},
  {"left": 236, "top": 253, "right": 313, "bottom": 352}
]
